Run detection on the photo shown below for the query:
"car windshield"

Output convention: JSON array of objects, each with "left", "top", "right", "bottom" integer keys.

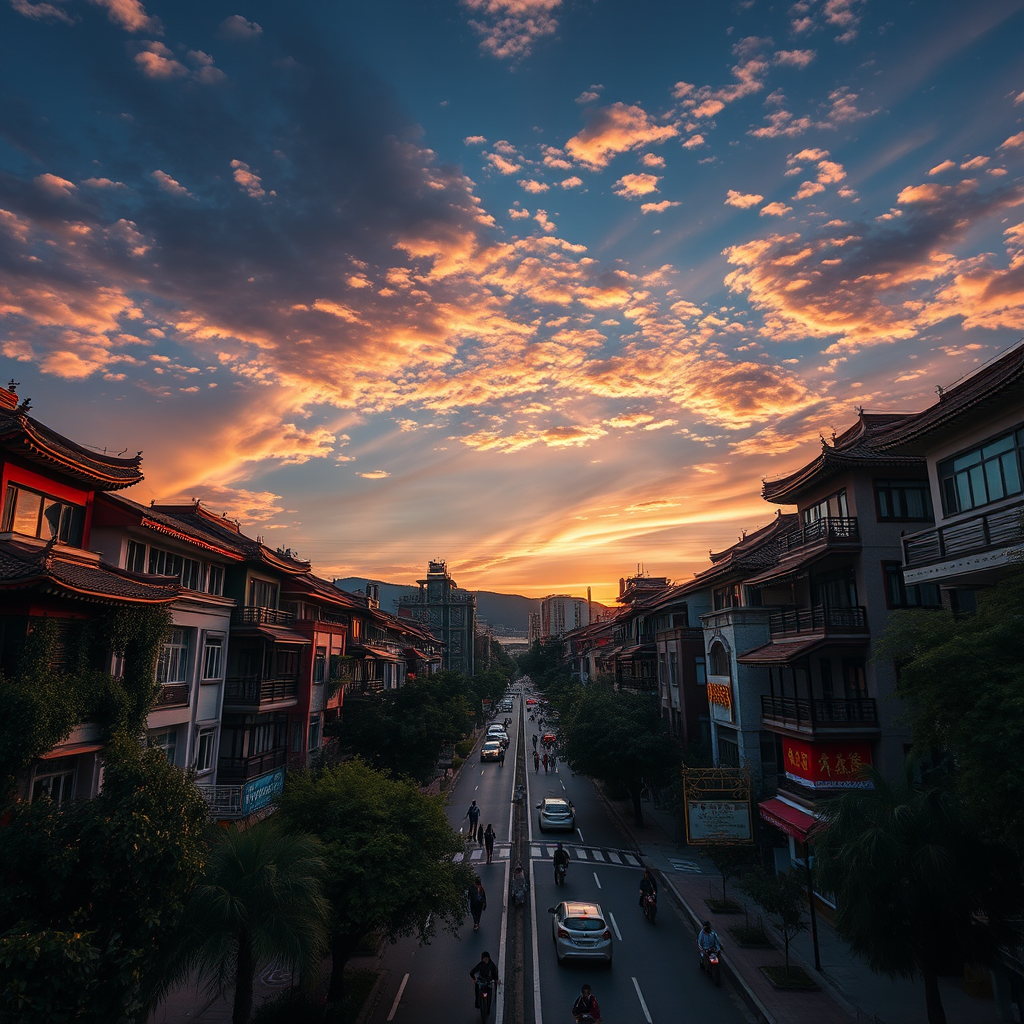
[
  {"left": 484, "top": 741, "right": 500, "bottom": 748},
  {"left": 544, "top": 802, "right": 570, "bottom": 814},
  {"left": 565, "top": 917, "right": 606, "bottom": 931}
]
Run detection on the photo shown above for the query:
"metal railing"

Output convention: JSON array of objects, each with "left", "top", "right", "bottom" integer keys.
[
  {"left": 761, "top": 695, "right": 879, "bottom": 730},
  {"left": 782, "top": 516, "right": 860, "bottom": 552},
  {"left": 769, "top": 605, "right": 868, "bottom": 636},
  {"left": 200, "top": 785, "right": 242, "bottom": 816},
  {"left": 154, "top": 682, "right": 189, "bottom": 708},
  {"left": 224, "top": 674, "right": 300, "bottom": 705},
  {"left": 232, "top": 605, "right": 295, "bottom": 626},
  {"left": 902, "top": 500, "right": 1024, "bottom": 568},
  {"left": 216, "top": 747, "right": 287, "bottom": 783}
]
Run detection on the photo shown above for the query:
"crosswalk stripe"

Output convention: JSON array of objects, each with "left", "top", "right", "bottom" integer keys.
[{"left": 622, "top": 853, "right": 640, "bottom": 866}]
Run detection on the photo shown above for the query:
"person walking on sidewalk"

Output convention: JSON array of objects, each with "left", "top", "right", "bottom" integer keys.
[
  {"left": 532, "top": 734, "right": 537, "bottom": 750},
  {"left": 468, "top": 878, "right": 487, "bottom": 931},
  {"left": 533, "top": 750, "right": 540, "bottom": 772},
  {"left": 484, "top": 824, "right": 496, "bottom": 864}
]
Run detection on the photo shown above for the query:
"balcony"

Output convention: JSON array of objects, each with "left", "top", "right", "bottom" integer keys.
[
  {"left": 761, "top": 694, "right": 880, "bottom": 738},
  {"left": 902, "top": 500, "right": 1024, "bottom": 572},
  {"left": 153, "top": 682, "right": 189, "bottom": 708},
  {"left": 233, "top": 605, "right": 295, "bottom": 626},
  {"left": 223, "top": 674, "right": 300, "bottom": 709},
  {"left": 216, "top": 746, "right": 287, "bottom": 784},
  {"left": 769, "top": 605, "right": 868, "bottom": 638},
  {"left": 781, "top": 516, "right": 860, "bottom": 553}
]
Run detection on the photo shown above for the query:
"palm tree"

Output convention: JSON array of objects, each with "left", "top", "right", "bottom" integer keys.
[
  {"left": 813, "top": 760, "right": 1022, "bottom": 1024},
  {"left": 175, "top": 817, "right": 329, "bottom": 1024}
]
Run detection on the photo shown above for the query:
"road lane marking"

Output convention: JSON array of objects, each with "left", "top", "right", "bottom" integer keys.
[
  {"left": 560, "top": 780, "right": 565, "bottom": 790},
  {"left": 474, "top": 785, "right": 478, "bottom": 791},
  {"left": 632, "top": 977, "right": 653, "bottom": 1024},
  {"left": 576, "top": 827, "right": 584, "bottom": 844},
  {"left": 668, "top": 858, "right": 702, "bottom": 873},
  {"left": 608, "top": 911, "right": 622, "bottom": 941},
  {"left": 471, "top": 849, "right": 483, "bottom": 861},
  {"left": 622, "top": 853, "right": 640, "bottom": 866},
  {"left": 593, "top": 872, "right": 601, "bottom": 889},
  {"left": 524, "top": 700, "right": 542, "bottom": 1024},
  {"left": 495, "top": 858, "right": 510, "bottom": 1024},
  {"left": 386, "top": 973, "right": 409, "bottom": 1021}
]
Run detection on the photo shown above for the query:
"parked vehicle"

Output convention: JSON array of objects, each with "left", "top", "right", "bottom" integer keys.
[
  {"left": 548, "top": 901, "right": 613, "bottom": 965},
  {"left": 537, "top": 797, "right": 575, "bottom": 832}
]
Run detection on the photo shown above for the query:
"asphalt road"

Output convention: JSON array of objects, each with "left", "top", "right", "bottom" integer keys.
[{"left": 367, "top": 681, "right": 753, "bottom": 1024}]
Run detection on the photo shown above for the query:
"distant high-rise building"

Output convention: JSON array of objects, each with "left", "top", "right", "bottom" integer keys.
[
  {"left": 528, "top": 611, "right": 541, "bottom": 644},
  {"left": 540, "top": 594, "right": 590, "bottom": 638},
  {"left": 397, "top": 560, "right": 476, "bottom": 676}
]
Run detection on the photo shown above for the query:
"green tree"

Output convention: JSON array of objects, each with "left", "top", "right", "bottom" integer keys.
[
  {"left": 876, "top": 569, "right": 1024, "bottom": 849},
  {"left": 560, "top": 687, "right": 678, "bottom": 826},
  {"left": 173, "top": 818, "right": 328, "bottom": 1024},
  {"left": 277, "top": 760, "right": 475, "bottom": 1010},
  {"left": 695, "top": 842, "right": 754, "bottom": 903},
  {"left": 738, "top": 866, "right": 806, "bottom": 977},
  {"left": 813, "top": 762, "right": 1022, "bottom": 1024}
]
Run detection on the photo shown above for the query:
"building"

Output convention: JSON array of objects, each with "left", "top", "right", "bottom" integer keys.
[
  {"left": 397, "top": 560, "right": 476, "bottom": 676},
  {"left": 539, "top": 594, "right": 590, "bottom": 638}
]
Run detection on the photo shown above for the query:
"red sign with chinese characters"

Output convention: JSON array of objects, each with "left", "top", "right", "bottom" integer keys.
[{"left": 782, "top": 738, "right": 873, "bottom": 790}]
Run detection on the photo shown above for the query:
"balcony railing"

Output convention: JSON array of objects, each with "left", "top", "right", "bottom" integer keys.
[
  {"left": 233, "top": 606, "right": 295, "bottom": 626},
  {"left": 216, "top": 746, "right": 287, "bottom": 784},
  {"left": 902, "top": 500, "right": 1024, "bottom": 569},
  {"left": 781, "top": 516, "right": 860, "bottom": 553},
  {"left": 224, "top": 674, "right": 300, "bottom": 706},
  {"left": 769, "top": 605, "right": 868, "bottom": 637},
  {"left": 200, "top": 785, "right": 243, "bottom": 816},
  {"left": 761, "top": 694, "right": 879, "bottom": 734},
  {"left": 154, "top": 682, "right": 189, "bottom": 708}
]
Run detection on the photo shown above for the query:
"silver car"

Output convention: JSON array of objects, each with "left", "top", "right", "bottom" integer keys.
[
  {"left": 537, "top": 797, "right": 575, "bottom": 832},
  {"left": 548, "top": 901, "right": 613, "bottom": 964}
]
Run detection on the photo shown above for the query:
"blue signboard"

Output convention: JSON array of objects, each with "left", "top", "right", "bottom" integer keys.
[{"left": 242, "top": 768, "right": 285, "bottom": 816}]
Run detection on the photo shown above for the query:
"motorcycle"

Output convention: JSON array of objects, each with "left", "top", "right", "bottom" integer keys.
[
  {"left": 476, "top": 977, "right": 496, "bottom": 1022},
  {"left": 700, "top": 947, "right": 722, "bottom": 987},
  {"left": 511, "top": 876, "right": 529, "bottom": 908},
  {"left": 641, "top": 891, "right": 658, "bottom": 924},
  {"left": 554, "top": 860, "right": 567, "bottom": 886}
]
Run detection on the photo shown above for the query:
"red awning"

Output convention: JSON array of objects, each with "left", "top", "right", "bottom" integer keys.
[
  {"left": 39, "top": 742, "right": 103, "bottom": 760},
  {"left": 758, "top": 798, "right": 820, "bottom": 841}
]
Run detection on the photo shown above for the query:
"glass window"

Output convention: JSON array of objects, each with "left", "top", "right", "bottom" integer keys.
[
  {"left": 149, "top": 547, "right": 182, "bottom": 578},
  {"left": 694, "top": 655, "right": 707, "bottom": 686},
  {"left": 313, "top": 647, "right": 327, "bottom": 683},
  {"left": 157, "top": 628, "right": 189, "bottom": 684},
  {"left": 32, "top": 756, "right": 77, "bottom": 805},
  {"left": 202, "top": 636, "right": 224, "bottom": 679},
  {"left": 2, "top": 485, "right": 84, "bottom": 545},
  {"left": 308, "top": 715, "right": 322, "bottom": 752},
  {"left": 875, "top": 480, "right": 933, "bottom": 521},
  {"left": 841, "top": 658, "right": 867, "bottom": 700},
  {"left": 883, "top": 562, "right": 943, "bottom": 609},
  {"left": 291, "top": 721, "right": 303, "bottom": 753},
  {"left": 820, "top": 659, "right": 834, "bottom": 700},
  {"left": 180, "top": 557, "right": 203, "bottom": 591},
  {"left": 150, "top": 729, "right": 177, "bottom": 765},
  {"left": 195, "top": 729, "right": 216, "bottom": 774},
  {"left": 939, "top": 429, "right": 1024, "bottom": 514},
  {"left": 206, "top": 564, "right": 224, "bottom": 595},
  {"left": 126, "top": 540, "right": 147, "bottom": 572},
  {"left": 248, "top": 577, "right": 278, "bottom": 608}
]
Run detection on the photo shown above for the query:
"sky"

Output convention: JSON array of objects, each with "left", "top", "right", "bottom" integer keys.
[{"left": 1, "top": 0, "right": 1023, "bottom": 603}]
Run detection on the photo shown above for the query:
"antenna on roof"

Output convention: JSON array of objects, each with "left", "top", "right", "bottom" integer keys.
[{"left": 7, "top": 380, "right": 18, "bottom": 393}]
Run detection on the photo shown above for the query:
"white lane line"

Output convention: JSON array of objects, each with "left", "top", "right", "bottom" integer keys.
[
  {"left": 474, "top": 785, "right": 479, "bottom": 791},
  {"left": 495, "top": 858, "right": 510, "bottom": 1024},
  {"left": 622, "top": 853, "right": 640, "bottom": 866},
  {"left": 632, "top": 976, "right": 653, "bottom": 1024},
  {"left": 593, "top": 871, "right": 602, "bottom": 889},
  {"left": 525, "top": 706, "right": 542, "bottom": 1024},
  {"left": 608, "top": 911, "right": 622, "bottom": 941},
  {"left": 560, "top": 780, "right": 566, "bottom": 790},
  {"left": 386, "top": 972, "right": 409, "bottom": 1021},
  {"left": 576, "top": 827, "right": 585, "bottom": 844},
  {"left": 481, "top": 769, "right": 485, "bottom": 776}
]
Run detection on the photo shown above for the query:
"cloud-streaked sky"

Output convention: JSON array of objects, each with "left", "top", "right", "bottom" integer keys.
[{"left": 2, "top": 0, "right": 1023, "bottom": 602}]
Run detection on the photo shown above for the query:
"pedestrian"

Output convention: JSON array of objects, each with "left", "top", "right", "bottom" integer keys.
[
  {"left": 498, "top": 745, "right": 505, "bottom": 767},
  {"left": 468, "top": 878, "right": 487, "bottom": 931},
  {"left": 533, "top": 750, "right": 540, "bottom": 773},
  {"left": 465, "top": 799, "right": 482, "bottom": 840},
  {"left": 484, "top": 823, "right": 496, "bottom": 864},
  {"left": 531, "top": 734, "right": 537, "bottom": 750},
  {"left": 543, "top": 752, "right": 549, "bottom": 773}
]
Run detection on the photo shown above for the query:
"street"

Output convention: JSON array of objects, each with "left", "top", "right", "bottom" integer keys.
[{"left": 366, "top": 685, "right": 753, "bottom": 1024}]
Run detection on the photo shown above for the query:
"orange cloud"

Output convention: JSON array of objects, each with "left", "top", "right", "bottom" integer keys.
[
  {"left": 614, "top": 173, "right": 660, "bottom": 198},
  {"left": 725, "top": 190, "right": 763, "bottom": 209},
  {"left": 565, "top": 103, "right": 678, "bottom": 169},
  {"left": 462, "top": 0, "right": 561, "bottom": 60}
]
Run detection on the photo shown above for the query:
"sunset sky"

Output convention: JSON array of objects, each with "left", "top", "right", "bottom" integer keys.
[{"left": 1, "top": 0, "right": 1023, "bottom": 603}]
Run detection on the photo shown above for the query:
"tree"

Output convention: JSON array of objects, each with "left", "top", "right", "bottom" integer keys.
[
  {"left": 876, "top": 568, "right": 1024, "bottom": 849},
  {"left": 277, "top": 760, "right": 475, "bottom": 1009},
  {"left": 560, "top": 687, "right": 678, "bottom": 826},
  {"left": 695, "top": 842, "right": 754, "bottom": 903},
  {"left": 739, "top": 867, "right": 806, "bottom": 977},
  {"left": 173, "top": 818, "right": 328, "bottom": 1024},
  {"left": 813, "top": 761, "right": 1023, "bottom": 1024}
]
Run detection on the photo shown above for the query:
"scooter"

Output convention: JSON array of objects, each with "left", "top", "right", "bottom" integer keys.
[
  {"left": 554, "top": 861, "right": 567, "bottom": 886},
  {"left": 642, "top": 891, "right": 658, "bottom": 924},
  {"left": 700, "top": 947, "right": 722, "bottom": 986},
  {"left": 476, "top": 977, "right": 496, "bottom": 1022}
]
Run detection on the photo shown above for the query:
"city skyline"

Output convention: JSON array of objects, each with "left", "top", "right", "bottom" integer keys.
[{"left": 1, "top": 0, "right": 1023, "bottom": 602}]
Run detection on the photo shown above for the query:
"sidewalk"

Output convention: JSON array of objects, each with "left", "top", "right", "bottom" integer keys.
[{"left": 596, "top": 785, "right": 1004, "bottom": 1024}]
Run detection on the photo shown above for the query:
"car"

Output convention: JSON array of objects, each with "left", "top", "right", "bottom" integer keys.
[
  {"left": 537, "top": 797, "right": 575, "bottom": 832},
  {"left": 541, "top": 732, "right": 557, "bottom": 746},
  {"left": 480, "top": 740, "right": 502, "bottom": 762},
  {"left": 526, "top": 698, "right": 537, "bottom": 705},
  {"left": 548, "top": 901, "right": 613, "bottom": 964}
]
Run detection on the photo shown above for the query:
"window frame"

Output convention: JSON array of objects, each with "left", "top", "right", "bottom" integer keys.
[
  {"left": 938, "top": 427, "right": 1024, "bottom": 516},
  {"left": 202, "top": 635, "right": 224, "bottom": 680},
  {"left": 2, "top": 484, "right": 85, "bottom": 545},
  {"left": 156, "top": 627, "right": 189, "bottom": 684},
  {"left": 149, "top": 728, "right": 178, "bottom": 765},
  {"left": 874, "top": 479, "right": 934, "bottom": 522},
  {"left": 195, "top": 728, "right": 216, "bottom": 774}
]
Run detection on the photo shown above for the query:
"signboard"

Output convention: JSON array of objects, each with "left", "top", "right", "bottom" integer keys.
[
  {"left": 706, "top": 679, "right": 733, "bottom": 723},
  {"left": 241, "top": 768, "right": 285, "bottom": 816},
  {"left": 682, "top": 765, "right": 753, "bottom": 844},
  {"left": 782, "top": 738, "right": 872, "bottom": 790},
  {"left": 687, "top": 800, "right": 752, "bottom": 842}
]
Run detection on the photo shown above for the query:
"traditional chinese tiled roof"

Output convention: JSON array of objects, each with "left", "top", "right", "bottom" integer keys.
[
  {"left": 0, "top": 538, "right": 179, "bottom": 605},
  {"left": 0, "top": 402, "right": 143, "bottom": 491}
]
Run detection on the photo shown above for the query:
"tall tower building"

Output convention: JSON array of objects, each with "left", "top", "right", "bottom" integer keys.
[
  {"left": 398, "top": 560, "right": 477, "bottom": 676},
  {"left": 539, "top": 594, "right": 590, "bottom": 638}
]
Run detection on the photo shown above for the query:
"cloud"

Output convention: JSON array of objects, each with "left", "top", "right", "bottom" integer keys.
[
  {"left": 83, "top": 177, "right": 127, "bottom": 189},
  {"left": 750, "top": 86, "right": 874, "bottom": 139},
  {"left": 485, "top": 152, "right": 521, "bottom": 175},
  {"left": 774, "top": 49, "right": 815, "bottom": 68},
  {"left": 960, "top": 156, "right": 989, "bottom": 170},
  {"left": 357, "top": 470, "right": 391, "bottom": 479},
  {"left": 999, "top": 131, "right": 1024, "bottom": 150},
  {"left": 150, "top": 169, "right": 193, "bottom": 198},
  {"left": 559, "top": 177, "right": 583, "bottom": 189},
  {"left": 133, "top": 41, "right": 224, "bottom": 81},
  {"left": 928, "top": 159, "right": 956, "bottom": 175},
  {"left": 760, "top": 202, "right": 792, "bottom": 216},
  {"left": 461, "top": 0, "right": 561, "bottom": 60},
  {"left": 614, "top": 173, "right": 660, "bottom": 198},
  {"left": 230, "top": 159, "right": 265, "bottom": 199},
  {"left": 641, "top": 153, "right": 665, "bottom": 168},
  {"left": 565, "top": 102, "right": 678, "bottom": 169},
  {"left": 10, "top": 0, "right": 75, "bottom": 24},
  {"left": 794, "top": 180, "right": 825, "bottom": 200},
  {"left": 641, "top": 200, "right": 680, "bottom": 214},
  {"left": 576, "top": 86, "right": 602, "bottom": 104},
  {"left": 219, "top": 15, "right": 262, "bottom": 39},
  {"left": 725, "top": 190, "right": 763, "bottom": 209},
  {"left": 681, "top": 134, "right": 705, "bottom": 149},
  {"left": 91, "top": 0, "right": 160, "bottom": 33},
  {"left": 519, "top": 179, "right": 549, "bottom": 193},
  {"left": 464, "top": 135, "right": 487, "bottom": 146}
]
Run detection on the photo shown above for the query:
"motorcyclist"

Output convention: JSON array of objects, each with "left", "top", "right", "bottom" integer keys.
[
  {"left": 470, "top": 951, "right": 499, "bottom": 1008},
  {"left": 553, "top": 842, "right": 570, "bottom": 883},
  {"left": 638, "top": 867, "right": 658, "bottom": 907},
  {"left": 698, "top": 920, "right": 722, "bottom": 966},
  {"left": 571, "top": 983, "right": 602, "bottom": 1023}
]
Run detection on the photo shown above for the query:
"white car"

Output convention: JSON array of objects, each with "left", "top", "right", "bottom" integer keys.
[
  {"left": 537, "top": 797, "right": 575, "bottom": 832},
  {"left": 548, "top": 901, "right": 613, "bottom": 964},
  {"left": 480, "top": 740, "right": 502, "bottom": 762}
]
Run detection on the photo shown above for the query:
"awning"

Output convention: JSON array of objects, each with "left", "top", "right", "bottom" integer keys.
[
  {"left": 737, "top": 635, "right": 867, "bottom": 665},
  {"left": 404, "top": 648, "right": 428, "bottom": 659},
  {"left": 233, "top": 624, "right": 311, "bottom": 645},
  {"left": 39, "top": 742, "right": 103, "bottom": 760},
  {"left": 759, "top": 798, "right": 820, "bottom": 841}
]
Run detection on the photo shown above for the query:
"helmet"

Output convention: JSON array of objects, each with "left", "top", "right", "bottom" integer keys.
[
  {"left": 703, "top": 920, "right": 711, "bottom": 928},
  {"left": 481, "top": 951, "right": 491, "bottom": 960}
]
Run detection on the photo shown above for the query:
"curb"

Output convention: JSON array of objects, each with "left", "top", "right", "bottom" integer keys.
[
  {"left": 353, "top": 966, "right": 389, "bottom": 1024},
  {"left": 656, "top": 869, "right": 776, "bottom": 1024}
]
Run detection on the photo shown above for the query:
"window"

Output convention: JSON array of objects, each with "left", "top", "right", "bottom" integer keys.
[
  {"left": 694, "top": 655, "right": 707, "bottom": 686},
  {"left": 126, "top": 540, "right": 147, "bottom": 572},
  {"left": 291, "top": 721, "right": 303, "bottom": 753},
  {"left": 820, "top": 659, "right": 834, "bottom": 700},
  {"left": 308, "top": 715, "right": 322, "bottom": 753},
  {"left": 939, "top": 429, "right": 1024, "bottom": 515},
  {"left": 811, "top": 566, "right": 858, "bottom": 608},
  {"left": 206, "top": 564, "right": 224, "bottom": 596},
  {"left": 803, "top": 489, "right": 848, "bottom": 525},
  {"left": 180, "top": 557, "right": 203, "bottom": 591},
  {"left": 717, "top": 729, "right": 740, "bottom": 767},
  {"left": 157, "top": 628, "right": 189, "bottom": 684},
  {"left": 875, "top": 479, "right": 933, "bottom": 521},
  {"left": 713, "top": 584, "right": 741, "bottom": 610},
  {"left": 195, "top": 729, "right": 216, "bottom": 774},
  {"left": 841, "top": 658, "right": 867, "bottom": 700},
  {"left": 274, "top": 646, "right": 300, "bottom": 679},
  {"left": 150, "top": 729, "right": 178, "bottom": 765},
  {"left": 708, "top": 643, "right": 731, "bottom": 677},
  {"left": 32, "top": 756, "right": 77, "bottom": 804},
  {"left": 248, "top": 577, "right": 278, "bottom": 609},
  {"left": 149, "top": 547, "right": 182, "bottom": 578},
  {"left": 2, "top": 485, "right": 85, "bottom": 545},
  {"left": 883, "top": 562, "right": 943, "bottom": 609},
  {"left": 202, "top": 635, "right": 224, "bottom": 679},
  {"left": 313, "top": 647, "right": 327, "bottom": 683}
]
